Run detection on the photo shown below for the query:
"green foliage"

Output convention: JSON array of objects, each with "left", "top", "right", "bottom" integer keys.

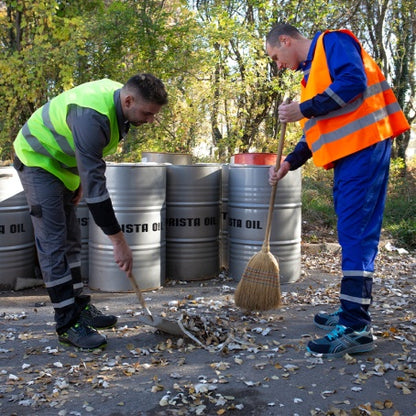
[
  {"left": 0, "top": 0, "right": 94, "bottom": 159},
  {"left": 300, "top": 163, "right": 337, "bottom": 235},
  {"left": 84, "top": 0, "right": 210, "bottom": 157},
  {"left": 389, "top": 157, "right": 406, "bottom": 178},
  {"left": 0, "top": 0, "right": 414, "bottom": 168},
  {"left": 300, "top": 157, "right": 416, "bottom": 250},
  {"left": 383, "top": 159, "right": 416, "bottom": 249}
]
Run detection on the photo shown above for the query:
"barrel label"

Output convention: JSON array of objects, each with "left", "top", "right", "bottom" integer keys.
[
  {"left": 0, "top": 223, "right": 27, "bottom": 234},
  {"left": 167, "top": 217, "right": 217, "bottom": 227},
  {"left": 77, "top": 217, "right": 89, "bottom": 227},
  {"left": 120, "top": 222, "right": 163, "bottom": 233},
  {"left": 228, "top": 218, "right": 263, "bottom": 229}
]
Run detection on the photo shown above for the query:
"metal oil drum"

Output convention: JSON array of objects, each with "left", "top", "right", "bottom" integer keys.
[
  {"left": 141, "top": 152, "right": 192, "bottom": 165},
  {"left": 89, "top": 163, "right": 166, "bottom": 292},
  {"left": 0, "top": 167, "right": 36, "bottom": 289},
  {"left": 75, "top": 199, "right": 89, "bottom": 280},
  {"left": 233, "top": 152, "right": 279, "bottom": 165},
  {"left": 220, "top": 164, "right": 229, "bottom": 270},
  {"left": 166, "top": 164, "right": 221, "bottom": 280},
  {"left": 228, "top": 164, "right": 302, "bottom": 283}
]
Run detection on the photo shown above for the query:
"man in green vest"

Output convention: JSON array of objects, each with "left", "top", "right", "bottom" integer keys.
[{"left": 13, "top": 73, "right": 168, "bottom": 350}]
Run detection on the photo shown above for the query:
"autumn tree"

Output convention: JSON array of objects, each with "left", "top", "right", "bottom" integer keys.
[
  {"left": 0, "top": 0, "right": 414, "bottom": 163},
  {"left": 349, "top": 0, "right": 415, "bottom": 164},
  {"left": 0, "top": 0, "right": 97, "bottom": 160}
]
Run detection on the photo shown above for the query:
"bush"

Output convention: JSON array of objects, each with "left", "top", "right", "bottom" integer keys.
[
  {"left": 301, "top": 157, "right": 416, "bottom": 250},
  {"left": 301, "top": 163, "right": 337, "bottom": 243},
  {"left": 383, "top": 158, "right": 416, "bottom": 249}
]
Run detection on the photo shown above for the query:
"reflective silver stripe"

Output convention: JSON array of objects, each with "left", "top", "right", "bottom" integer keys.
[
  {"left": 22, "top": 124, "right": 54, "bottom": 157},
  {"left": 22, "top": 113, "right": 78, "bottom": 175},
  {"left": 73, "top": 282, "right": 84, "bottom": 290},
  {"left": 304, "top": 79, "right": 391, "bottom": 130},
  {"left": 340, "top": 294, "right": 372, "bottom": 305},
  {"left": 305, "top": 95, "right": 363, "bottom": 130},
  {"left": 52, "top": 297, "right": 75, "bottom": 309},
  {"left": 343, "top": 270, "right": 374, "bottom": 277},
  {"left": 44, "top": 274, "right": 72, "bottom": 288},
  {"left": 325, "top": 87, "right": 346, "bottom": 107},
  {"left": 69, "top": 260, "right": 81, "bottom": 269},
  {"left": 85, "top": 192, "right": 110, "bottom": 204},
  {"left": 42, "top": 102, "right": 75, "bottom": 157},
  {"left": 367, "top": 80, "right": 390, "bottom": 97},
  {"left": 310, "top": 101, "right": 401, "bottom": 153}
]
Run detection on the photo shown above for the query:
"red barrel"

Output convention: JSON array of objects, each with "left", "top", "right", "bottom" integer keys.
[{"left": 233, "top": 153, "right": 277, "bottom": 165}]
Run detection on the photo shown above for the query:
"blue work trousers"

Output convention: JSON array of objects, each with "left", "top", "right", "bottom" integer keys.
[{"left": 333, "top": 139, "right": 392, "bottom": 329}]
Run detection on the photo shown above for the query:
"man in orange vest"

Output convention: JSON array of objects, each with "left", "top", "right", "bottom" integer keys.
[{"left": 266, "top": 24, "right": 410, "bottom": 358}]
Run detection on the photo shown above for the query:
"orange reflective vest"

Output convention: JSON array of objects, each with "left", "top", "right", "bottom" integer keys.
[{"left": 300, "top": 30, "right": 410, "bottom": 169}]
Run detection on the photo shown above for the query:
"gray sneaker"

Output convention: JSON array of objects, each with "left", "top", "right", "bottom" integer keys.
[
  {"left": 59, "top": 322, "right": 107, "bottom": 350},
  {"left": 80, "top": 304, "right": 118, "bottom": 329}
]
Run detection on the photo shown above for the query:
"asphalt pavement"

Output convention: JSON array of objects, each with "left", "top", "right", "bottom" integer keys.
[{"left": 0, "top": 246, "right": 415, "bottom": 416}]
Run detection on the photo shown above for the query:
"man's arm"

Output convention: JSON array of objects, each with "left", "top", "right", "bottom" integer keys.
[
  {"left": 300, "top": 31, "right": 367, "bottom": 118},
  {"left": 67, "top": 105, "right": 132, "bottom": 272},
  {"left": 67, "top": 105, "right": 121, "bottom": 235}
]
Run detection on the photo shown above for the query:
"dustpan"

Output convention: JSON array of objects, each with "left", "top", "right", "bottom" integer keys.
[
  {"left": 127, "top": 272, "right": 185, "bottom": 337},
  {"left": 136, "top": 314, "right": 184, "bottom": 336}
]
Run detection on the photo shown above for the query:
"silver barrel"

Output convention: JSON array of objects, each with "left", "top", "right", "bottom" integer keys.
[
  {"left": 220, "top": 164, "right": 229, "bottom": 270},
  {"left": 141, "top": 152, "right": 192, "bottom": 165},
  {"left": 166, "top": 164, "right": 220, "bottom": 280},
  {"left": 89, "top": 163, "right": 166, "bottom": 292},
  {"left": 228, "top": 165, "right": 302, "bottom": 283},
  {"left": 75, "top": 199, "right": 89, "bottom": 280},
  {"left": 0, "top": 167, "right": 36, "bottom": 289}
]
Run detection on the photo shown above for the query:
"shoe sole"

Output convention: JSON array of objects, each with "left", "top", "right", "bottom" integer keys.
[
  {"left": 93, "top": 322, "right": 117, "bottom": 330},
  {"left": 307, "top": 341, "right": 374, "bottom": 358},
  {"left": 59, "top": 339, "right": 107, "bottom": 351}
]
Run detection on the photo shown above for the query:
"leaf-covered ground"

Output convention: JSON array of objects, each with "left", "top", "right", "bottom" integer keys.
[{"left": 0, "top": 243, "right": 415, "bottom": 416}]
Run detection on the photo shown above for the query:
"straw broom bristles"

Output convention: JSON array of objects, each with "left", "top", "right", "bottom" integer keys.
[
  {"left": 234, "top": 247, "right": 281, "bottom": 311},
  {"left": 234, "top": 101, "right": 289, "bottom": 312}
]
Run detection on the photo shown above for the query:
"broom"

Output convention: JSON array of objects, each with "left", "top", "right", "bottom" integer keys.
[{"left": 234, "top": 102, "right": 289, "bottom": 312}]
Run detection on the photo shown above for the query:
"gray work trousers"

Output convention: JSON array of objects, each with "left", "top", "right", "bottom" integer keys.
[{"left": 14, "top": 157, "right": 89, "bottom": 334}]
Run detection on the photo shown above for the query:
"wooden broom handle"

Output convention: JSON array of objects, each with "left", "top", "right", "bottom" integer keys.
[
  {"left": 262, "top": 97, "right": 290, "bottom": 250},
  {"left": 127, "top": 271, "right": 153, "bottom": 318},
  {"left": 127, "top": 271, "right": 146, "bottom": 307}
]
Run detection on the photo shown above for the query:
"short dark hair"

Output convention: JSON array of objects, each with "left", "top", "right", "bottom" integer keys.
[
  {"left": 266, "top": 24, "right": 302, "bottom": 47},
  {"left": 124, "top": 73, "right": 168, "bottom": 105}
]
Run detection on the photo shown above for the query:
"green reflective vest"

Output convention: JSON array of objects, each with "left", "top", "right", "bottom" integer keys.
[{"left": 14, "top": 79, "right": 122, "bottom": 190}]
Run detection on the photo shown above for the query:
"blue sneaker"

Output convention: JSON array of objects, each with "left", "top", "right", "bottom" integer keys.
[
  {"left": 313, "top": 307, "right": 342, "bottom": 330},
  {"left": 307, "top": 325, "right": 374, "bottom": 358}
]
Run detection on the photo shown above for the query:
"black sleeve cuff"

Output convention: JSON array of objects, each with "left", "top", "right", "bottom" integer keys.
[
  {"left": 87, "top": 198, "right": 121, "bottom": 235},
  {"left": 285, "top": 141, "right": 313, "bottom": 170}
]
